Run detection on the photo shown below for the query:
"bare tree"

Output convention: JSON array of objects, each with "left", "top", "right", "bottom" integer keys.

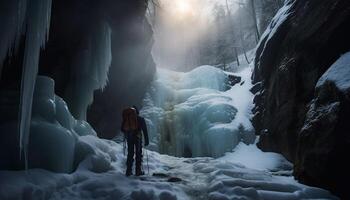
[
  {"left": 225, "top": 0, "right": 241, "bottom": 66},
  {"left": 248, "top": 0, "right": 260, "bottom": 43},
  {"left": 227, "top": 0, "right": 251, "bottom": 64}
]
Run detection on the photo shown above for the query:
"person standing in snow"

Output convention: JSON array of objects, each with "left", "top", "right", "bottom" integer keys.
[{"left": 121, "top": 106, "right": 149, "bottom": 176}]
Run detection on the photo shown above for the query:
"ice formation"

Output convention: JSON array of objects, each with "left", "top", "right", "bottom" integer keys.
[
  {"left": 17, "top": 0, "right": 52, "bottom": 170},
  {"left": 0, "top": 1, "right": 52, "bottom": 168},
  {"left": 141, "top": 65, "right": 255, "bottom": 157},
  {"left": 27, "top": 76, "right": 100, "bottom": 172},
  {"left": 67, "top": 22, "right": 112, "bottom": 120},
  {"left": 0, "top": 1, "right": 113, "bottom": 169}
]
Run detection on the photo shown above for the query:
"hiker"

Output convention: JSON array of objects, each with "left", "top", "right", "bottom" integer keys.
[{"left": 121, "top": 106, "right": 149, "bottom": 176}]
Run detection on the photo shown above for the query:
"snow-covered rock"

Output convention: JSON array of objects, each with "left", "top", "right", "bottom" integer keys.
[
  {"left": 295, "top": 52, "right": 350, "bottom": 198},
  {"left": 141, "top": 66, "right": 255, "bottom": 157},
  {"left": 316, "top": 52, "right": 350, "bottom": 93}
]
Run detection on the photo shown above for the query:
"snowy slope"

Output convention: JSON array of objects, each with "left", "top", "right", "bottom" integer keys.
[{"left": 225, "top": 49, "right": 256, "bottom": 72}]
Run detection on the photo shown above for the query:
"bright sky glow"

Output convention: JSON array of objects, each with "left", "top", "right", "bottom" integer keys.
[
  {"left": 175, "top": 0, "right": 192, "bottom": 15},
  {"left": 151, "top": 0, "right": 239, "bottom": 70}
]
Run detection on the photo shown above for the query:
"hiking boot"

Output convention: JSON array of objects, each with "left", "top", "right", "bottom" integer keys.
[
  {"left": 135, "top": 170, "right": 145, "bottom": 176},
  {"left": 126, "top": 169, "right": 132, "bottom": 176}
]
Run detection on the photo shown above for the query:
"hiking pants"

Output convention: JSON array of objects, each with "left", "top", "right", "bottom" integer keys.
[{"left": 126, "top": 133, "right": 142, "bottom": 173}]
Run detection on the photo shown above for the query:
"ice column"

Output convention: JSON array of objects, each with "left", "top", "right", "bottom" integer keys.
[
  {"left": 69, "top": 22, "right": 112, "bottom": 120},
  {"left": 18, "top": 0, "right": 52, "bottom": 169}
]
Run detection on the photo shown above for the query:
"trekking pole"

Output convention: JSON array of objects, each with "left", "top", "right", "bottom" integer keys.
[
  {"left": 145, "top": 147, "right": 150, "bottom": 175},
  {"left": 141, "top": 146, "right": 146, "bottom": 175},
  {"left": 141, "top": 156, "right": 145, "bottom": 173},
  {"left": 123, "top": 136, "right": 126, "bottom": 157}
]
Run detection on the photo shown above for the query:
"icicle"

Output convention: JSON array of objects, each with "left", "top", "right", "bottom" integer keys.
[
  {"left": 68, "top": 22, "right": 112, "bottom": 120},
  {"left": 93, "top": 22, "right": 112, "bottom": 90},
  {"left": 18, "top": 0, "right": 52, "bottom": 169},
  {"left": 0, "top": 0, "right": 27, "bottom": 77}
]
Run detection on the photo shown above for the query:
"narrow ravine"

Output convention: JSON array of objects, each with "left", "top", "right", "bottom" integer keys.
[
  {"left": 1, "top": 0, "right": 349, "bottom": 199},
  {"left": 0, "top": 64, "right": 339, "bottom": 199}
]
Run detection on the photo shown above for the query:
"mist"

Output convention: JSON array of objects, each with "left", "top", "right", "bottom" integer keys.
[{"left": 149, "top": 0, "right": 239, "bottom": 71}]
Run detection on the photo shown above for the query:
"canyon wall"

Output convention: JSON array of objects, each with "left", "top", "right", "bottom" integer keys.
[{"left": 252, "top": 0, "right": 350, "bottom": 198}]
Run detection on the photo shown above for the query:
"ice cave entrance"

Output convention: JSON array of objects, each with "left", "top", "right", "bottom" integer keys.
[{"left": 140, "top": 65, "right": 256, "bottom": 158}]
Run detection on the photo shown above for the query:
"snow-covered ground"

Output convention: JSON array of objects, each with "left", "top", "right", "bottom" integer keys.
[
  {"left": 0, "top": 136, "right": 338, "bottom": 200},
  {"left": 224, "top": 49, "right": 256, "bottom": 73}
]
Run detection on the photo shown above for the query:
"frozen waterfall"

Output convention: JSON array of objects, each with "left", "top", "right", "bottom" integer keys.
[{"left": 141, "top": 65, "right": 256, "bottom": 157}]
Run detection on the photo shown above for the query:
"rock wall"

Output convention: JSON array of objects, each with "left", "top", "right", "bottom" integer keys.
[{"left": 252, "top": 0, "right": 350, "bottom": 198}]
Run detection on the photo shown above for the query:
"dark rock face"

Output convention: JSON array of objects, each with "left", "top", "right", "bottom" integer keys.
[
  {"left": 0, "top": 90, "right": 22, "bottom": 170},
  {"left": 228, "top": 74, "right": 242, "bottom": 87},
  {"left": 295, "top": 80, "right": 350, "bottom": 198},
  {"left": 252, "top": 0, "right": 350, "bottom": 198}
]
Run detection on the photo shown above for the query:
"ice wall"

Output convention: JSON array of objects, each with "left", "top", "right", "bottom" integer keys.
[{"left": 141, "top": 66, "right": 255, "bottom": 157}]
